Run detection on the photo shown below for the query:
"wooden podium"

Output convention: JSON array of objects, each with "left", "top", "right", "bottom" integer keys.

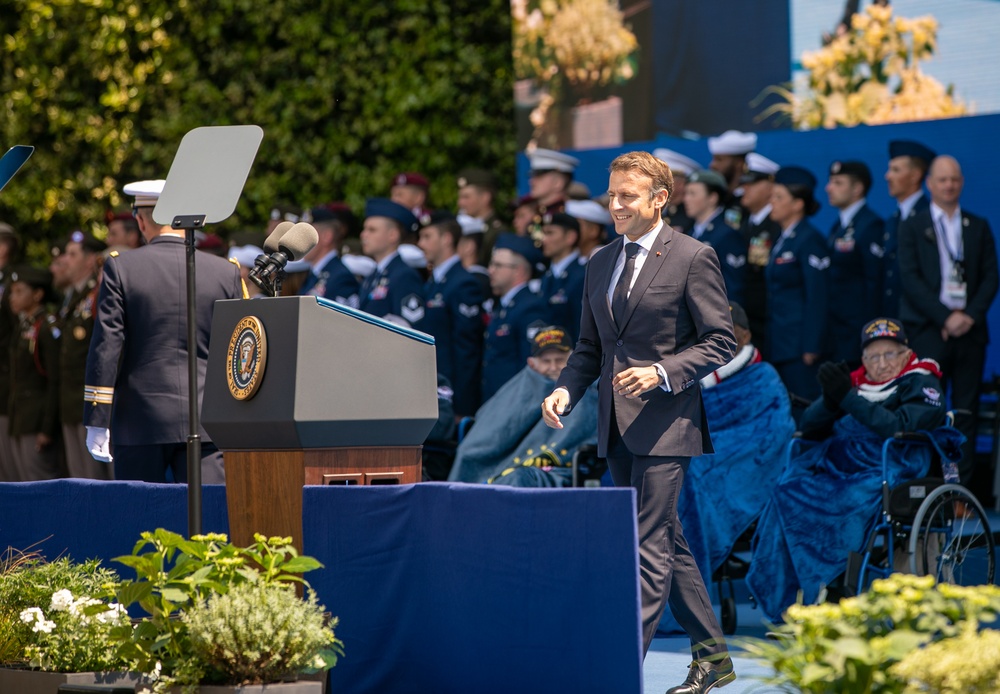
[{"left": 202, "top": 296, "right": 437, "bottom": 549}]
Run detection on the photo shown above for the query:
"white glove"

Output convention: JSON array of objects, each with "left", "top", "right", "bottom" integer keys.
[{"left": 86, "top": 426, "right": 113, "bottom": 463}]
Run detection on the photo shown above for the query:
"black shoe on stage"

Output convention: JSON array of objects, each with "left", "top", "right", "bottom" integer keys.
[{"left": 665, "top": 657, "right": 736, "bottom": 694}]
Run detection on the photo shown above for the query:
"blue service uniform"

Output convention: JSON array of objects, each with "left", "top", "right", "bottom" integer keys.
[
  {"left": 481, "top": 285, "right": 548, "bottom": 402},
  {"left": 83, "top": 236, "right": 241, "bottom": 483},
  {"left": 692, "top": 211, "right": 748, "bottom": 305},
  {"left": 300, "top": 253, "right": 360, "bottom": 307},
  {"left": 883, "top": 193, "right": 930, "bottom": 318},
  {"left": 765, "top": 221, "right": 830, "bottom": 401},
  {"left": 828, "top": 204, "right": 885, "bottom": 365},
  {"left": 417, "top": 259, "right": 486, "bottom": 416},
  {"left": 358, "top": 253, "right": 425, "bottom": 325},
  {"left": 538, "top": 252, "right": 585, "bottom": 342}
]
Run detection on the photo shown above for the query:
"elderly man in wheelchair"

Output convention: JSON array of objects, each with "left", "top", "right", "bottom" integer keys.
[{"left": 745, "top": 317, "right": 979, "bottom": 623}]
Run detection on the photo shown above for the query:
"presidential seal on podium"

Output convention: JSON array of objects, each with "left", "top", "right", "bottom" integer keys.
[{"left": 226, "top": 315, "right": 267, "bottom": 400}]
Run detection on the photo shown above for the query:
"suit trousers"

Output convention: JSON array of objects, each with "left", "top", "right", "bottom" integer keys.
[
  {"left": 606, "top": 408, "right": 727, "bottom": 660},
  {"left": 910, "top": 327, "right": 986, "bottom": 485}
]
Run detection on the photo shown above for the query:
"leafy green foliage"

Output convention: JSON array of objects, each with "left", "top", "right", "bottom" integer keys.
[
  {"left": 0, "top": 551, "right": 121, "bottom": 666},
  {"left": 1, "top": 0, "right": 515, "bottom": 262},
  {"left": 184, "top": 581, "right": 343, "bottom": 687},
  {"left": 112, "top": 528, "right": 327, "bottom": 693},
  {"left": 739, "top": 574, "right": 1000, "bottom": 694}
]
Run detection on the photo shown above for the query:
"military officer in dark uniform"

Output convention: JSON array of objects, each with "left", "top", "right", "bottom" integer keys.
[
  {"left": 899, "top": 155, "right": 999, "bottom": 485},
  {"left": 565, "top": 199, "right": 611, "bottom": 262},
  {"left": 0, "top": 222, "right": 21, "bottom": 481},
  {"left": 416, "top": 213, "right": 486, "bottom": 417},
  {"left": 766, "top": 167, "right": 830, "bottom": 407},
  {"left": 708, "top": 129, "right": 758, "bottom": 229},
  {"left": 652, "top": 148, "right": 701, "bottom": 233},
  {"left": 299, "top": 205, "right": 360, "bottom": 307},
  {"left": 7, "top": 266, "right": 61, "bottom": 481},
  {"left": 825, "top": 160, "right": 885, "bottom": 366},
  {"left": 538, "top": 212, "right": 586, "bottom": 341},
  {"left": 482, "top": 234, "right": 548, "bottom": 402},
  {"left": 84, "top": 179, "right": 242, "bottom": 483},
  {"left": 526, "top": 149, "right": 578, "bottom": 243},
  {"left": 57, "top": 231, "right": 110, "bottom": 479},
  {"left": 685, "top": 170, "right": 748, "bottom": 305},
  {"left": 358, "top": 198, "right": 426, "bottom": 325},
  {"left": 738, "top": 153, "right": 782, "bottom": 360},
  {"left": 457, "top": 168, "right": 508, "bottom": 267},
  {"left": 883, "top": 140, "right": 934, "bottom": 317}
]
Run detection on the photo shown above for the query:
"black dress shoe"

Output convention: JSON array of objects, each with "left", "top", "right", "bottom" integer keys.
[{"left": 665, "top": 657, "right": 736, "bottom": 694}]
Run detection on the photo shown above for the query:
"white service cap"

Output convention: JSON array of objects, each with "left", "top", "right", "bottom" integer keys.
[
  {"left": 707, "top": 130, "right": 757, "bottom": 156},
  {"left": 122, "top": 179, "right": 166, "bottom": 207},
  {"left": 651, "top": 148, "right": 701, "bottom": 176},
  {"left": 228, "top": 245, "right": 264, "bottom": 268},
  {"left": 565, "top": 199, "right": 612, "bottom": 226},
  {"left": 528, "top": 148, "right": 580, "bottom": 174}
]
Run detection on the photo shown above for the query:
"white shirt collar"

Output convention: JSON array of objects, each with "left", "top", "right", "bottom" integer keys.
[
  {"left": 930, "top": 202, "right": 962, "bottom": 226},
  {"left": 898, "top": 190, "right": 924, "bottom": 219},
  {"left": 838, "top": 198, "right": 867, "bottom": 229},
  {"left": 431, "top": 254, "right": 461, "bottom": 283},
  {"left": 376, "top": 250, "right": 399, "bottom": 273},
  {"left": 624, "top": 220, "right": 663, "bottom": 253},
  {"left": 310, "top": 249, "right": 339, "bottom": 275},
  {"left": 549, "top": 250, "right": 580, "bottom": 278},
  {"left": 693, "top": 208, "right": 723, "bottom": 238},
  {"left": 500, "top": 281, "right": 528, "bottom": 307},
  {"left": 749, "top": 203, "right": 772, "bottom": 226}
]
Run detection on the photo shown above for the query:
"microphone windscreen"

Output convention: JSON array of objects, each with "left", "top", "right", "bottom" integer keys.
[
  {"left": 263, "top": 221, "right": 295, "bottom": 253},
  {"left": 278, "top": 222, "right": 320, "bottom": 261}
]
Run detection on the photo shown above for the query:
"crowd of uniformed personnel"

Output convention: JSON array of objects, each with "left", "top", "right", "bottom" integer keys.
[{"left": 0, "top": 133, "right": 995, "bottom": 486}]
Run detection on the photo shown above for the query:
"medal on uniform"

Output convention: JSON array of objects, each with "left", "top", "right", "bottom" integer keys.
[{"left": 834, "top": 229, "right": 855, "bottom": 253}]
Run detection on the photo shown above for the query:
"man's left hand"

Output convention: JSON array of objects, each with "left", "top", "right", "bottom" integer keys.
[{"left": 612, "top": 366, "right": 661, "bottom": 398}]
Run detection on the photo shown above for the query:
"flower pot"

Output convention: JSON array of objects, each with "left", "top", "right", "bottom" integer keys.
[{"left": 0, "top": 667, "right": 141, "bottom": 694}]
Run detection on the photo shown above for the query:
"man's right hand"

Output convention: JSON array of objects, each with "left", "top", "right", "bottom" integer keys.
[
  {"left": 541, "top": 389, "right": 570, "bottom": 429},
  {"left": 86, "top": 426, "right": 113, "bottom": 463}
]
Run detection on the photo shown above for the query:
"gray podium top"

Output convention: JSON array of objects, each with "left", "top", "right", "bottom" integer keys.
[{"left": 202, "top": 296, "right": 438, "bottom": 449}]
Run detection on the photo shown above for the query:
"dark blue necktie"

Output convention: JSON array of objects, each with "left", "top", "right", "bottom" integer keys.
[{"left": 612, "top": 242, "right": 640, "bottom": 325}]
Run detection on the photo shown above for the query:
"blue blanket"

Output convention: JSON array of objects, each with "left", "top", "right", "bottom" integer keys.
[
  {"left": 746, "top": 418, "right": 964, "bottom": 622},
  {"left": 659, "top": 361, "right": 794, "bottom": 634},
  {"left": 448, "top": 366, "right": 598, "bottom": 487}
]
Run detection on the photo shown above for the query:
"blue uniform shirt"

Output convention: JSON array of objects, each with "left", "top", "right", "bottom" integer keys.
[
  {"left": 417, "top": 256, "right": 486, "bottom": 416},
  {"left": 359, "top": 252, "right": 425, "bottom": 324},
  {"left": 828, "top": 203, "right": 885, "bottom": 363},
  {"left": 300, "top": 251, "right": 360, "bottom": 307},
  {"left": 538, "top": 251, "right": 585, "bottom": 342},
  {"left": 481, "top": 284, "right": 548, "bottom": 402},
  {"left": 766, "top": 220, "right": 830, "bottom": 365},
  {"left": 692, "top": 210, "right": 748, "bottom": 305}
]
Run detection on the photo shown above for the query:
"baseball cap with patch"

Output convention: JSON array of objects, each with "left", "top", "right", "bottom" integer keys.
[
  {"left": 860, "top": 317, "right": 908, "bottom": 350},
  {"left": 531, "top": 326, "right": 573, "bottom": 356}
]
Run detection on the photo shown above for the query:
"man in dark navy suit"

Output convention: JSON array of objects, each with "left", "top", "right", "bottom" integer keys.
[
  {"left": 358, "top": 198, "right": 425, "bottom": 326},
  {"left": 883, "top": 140, "right": 934, "bottom": 317},
  {"left": 684, "top": 170, "right": 747, "bottom": 305},
  {"left": 416, "top": 213, "right": 486, "bottom": 417},
  {"left": 899, "top": 155, "right": 999, "bottom": 485},
  {"left": 543, "top": 151, "right": 736, "bottom": 693},
  {"left": 84, "top": 179, "right": 241, "bottom": 483},
  {"left": 825, "top": 160, "right": 885, "bottom": 366},
  {"left": 299, "top": 204, "right": 360, "bottom": 307},
  {"left": 481, "top": 233, "right": 548, "bottom": 402},
  {"left": 538, "top": 212, "right": 586, "bottom": 342}
]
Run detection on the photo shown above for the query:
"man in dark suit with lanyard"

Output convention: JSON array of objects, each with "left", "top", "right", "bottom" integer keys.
[
  {"left": 542, "top": 151, "right": 737, "bottom": 693},
  {"left": 898, "top": 155, "right": 999, "bottom": 486}
]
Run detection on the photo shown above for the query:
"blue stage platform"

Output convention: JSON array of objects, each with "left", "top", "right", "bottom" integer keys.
[{"left": 0, "top": 480, "right": 643, "bottom": 694}]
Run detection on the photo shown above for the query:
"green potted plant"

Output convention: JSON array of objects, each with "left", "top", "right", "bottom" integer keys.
[
  {"left": 740, "top": 573, "right": 1000, "bottom": 693},
  {"left": 113, "top": 529, "right": 343, "bottom": 694},
  {"left": 0, "top": 549, "right": 137, "bottom": 693}
]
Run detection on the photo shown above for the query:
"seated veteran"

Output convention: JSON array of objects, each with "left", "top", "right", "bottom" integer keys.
[
  {"left": 746, "top": 317, "right": 960, "bottom": 623},
  {"left": 448, "top": 326, "right": 597, "bottom": 487}
]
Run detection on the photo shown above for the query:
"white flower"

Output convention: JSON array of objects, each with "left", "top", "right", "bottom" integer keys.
[
  {"left": 33, "top": 619, "right": 57, "bottom": 634},
  {"left": 50, "top": 589, "right": 74, "bottom": 611},
  {"left": 19, "top": 606, "right": 43, "bottom": 624}
]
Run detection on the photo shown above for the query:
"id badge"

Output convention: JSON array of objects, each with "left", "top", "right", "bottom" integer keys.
[{"left": 945, "top": 263, "right": 967, "bottom": 303}]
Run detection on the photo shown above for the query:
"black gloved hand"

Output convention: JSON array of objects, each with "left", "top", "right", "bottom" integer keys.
[{"left": 817, "top": 361, "right": 852, "bottom": 409}]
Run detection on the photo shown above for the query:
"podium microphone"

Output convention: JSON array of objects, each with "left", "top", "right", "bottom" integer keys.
[
  {"left": 248, "top": 222, "right": 319, "bottom": 296},
  {"left": 263, "top": 220, "right": 295, "bottom": 253}
]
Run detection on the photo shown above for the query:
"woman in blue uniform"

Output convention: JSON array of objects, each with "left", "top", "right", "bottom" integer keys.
[{"left": 765, "top": 167, "right": 830, "bottom": 405}]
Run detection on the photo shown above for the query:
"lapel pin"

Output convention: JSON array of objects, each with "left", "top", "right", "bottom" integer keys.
[{"left": 656, "top": 251, "right": 661, "bottom": 257}]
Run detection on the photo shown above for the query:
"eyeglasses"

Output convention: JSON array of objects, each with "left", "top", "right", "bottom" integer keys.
[
  {"left": 862, "top": 350, "right": 906, "bottom": 365},
  {"left": 488, "top": 260, "right": 520, "bottom": 270}
]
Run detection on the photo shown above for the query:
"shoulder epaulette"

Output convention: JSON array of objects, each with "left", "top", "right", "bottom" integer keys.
[
  {"left": 109, "top": 250, "right": 120, "bottom": 258},
  {"left": 229, "top": 257, "right": 240, "bottom": 267}
]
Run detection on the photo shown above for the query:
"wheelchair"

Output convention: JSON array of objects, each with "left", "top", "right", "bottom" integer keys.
[{"left": 782, "top": 422, "right": 996, "bottom": 594}]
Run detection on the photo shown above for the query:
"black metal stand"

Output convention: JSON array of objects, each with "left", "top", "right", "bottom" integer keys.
[{"left": 175, "top": 215, "right": 206, "bottom": 537}]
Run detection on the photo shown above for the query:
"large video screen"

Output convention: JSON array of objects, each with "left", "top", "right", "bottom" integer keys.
[{"left": 513, "top": 0, "right": 1000, "bottom": 151}]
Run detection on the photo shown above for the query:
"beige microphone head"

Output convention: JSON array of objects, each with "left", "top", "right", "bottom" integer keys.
[
  {"left": 278, "top": 222, "right": 320, "bottom": 261},
  {"left": 263, "top": 220, "right": 295, "bottom": 253}
]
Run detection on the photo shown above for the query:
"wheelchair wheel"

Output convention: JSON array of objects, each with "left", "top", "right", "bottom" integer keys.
[{"left": 908, "top": 484, "right": 995, "bottom": 585}]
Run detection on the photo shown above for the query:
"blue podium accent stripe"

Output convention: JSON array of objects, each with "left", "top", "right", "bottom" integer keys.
[{"left": 314, "top": 296, "right": 435, "bottom": 345}]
